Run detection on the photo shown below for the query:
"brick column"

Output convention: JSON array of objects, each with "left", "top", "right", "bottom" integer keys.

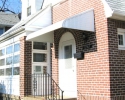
[{"left": 20, "top": 36, "right": 32, "bottom": 99}]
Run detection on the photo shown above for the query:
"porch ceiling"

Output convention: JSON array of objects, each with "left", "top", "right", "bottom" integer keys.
[{"left": 26, "top": 9, "right": 95, "bottom": 43}]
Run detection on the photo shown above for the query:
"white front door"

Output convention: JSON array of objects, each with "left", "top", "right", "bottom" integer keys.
[{"left": 59, "top": 32, "right": 77, "bottom": 98}]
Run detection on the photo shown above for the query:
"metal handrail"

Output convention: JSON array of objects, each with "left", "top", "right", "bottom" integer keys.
[
  {"left": 77, "top": 90, "right": 86, "bottom": 100},
  {"left": 26, "top": 73, "right": 64, "bottom": 100}
]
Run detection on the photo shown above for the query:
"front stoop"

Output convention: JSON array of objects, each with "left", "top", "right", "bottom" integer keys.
[
  {"left": 24, "top": 96, "right": 45, "bottom": 100},
  {"left": 23, "top": 96, "right": 77, "bottom": 100},
  {"left": 63, "top": 98, "right": 77, "bottom": 100}
]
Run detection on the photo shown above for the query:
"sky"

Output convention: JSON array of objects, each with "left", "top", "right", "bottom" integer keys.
[{"left": 0, "top": 0, "right": 22, "bottom": 14}]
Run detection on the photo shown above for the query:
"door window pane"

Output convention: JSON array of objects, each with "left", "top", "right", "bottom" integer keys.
[
  {"left": 14, "top": 43, "right": 20, "bottom": 52},
  {"left": 0, "top": 69, "right": 4, "bottom": 76},
  {"left": 6, "top": 56, "right": 12, "bottom": 65},
  {"left": 13, "top": 67, "right": 19, "bottom": 75},
  {"left": 64, "top": 45, "right": 72, "bottom": 59},
  {"left": 6, "top": 68, "right": 12, "bottom": 75},
  {"left": 33, "top": 53, "right": 47, "bottom": 62},
  {"left": 6, "top": 46, "right": 13, "bottom": 54},
  {"left": 0, "top": 49, "right": 5, "bottom": 56},
  {"left": 13, "top": 55, "right": 20, "bottom": 64},
  {"left": 35, "top": 66, "right": 42, "bottom": 72},
  {"left": 64, "top": 45, "right": 72, "bottom": 69},
  {"left": 43, "top": 66, "right": 47, "bottom": 74},
  {"left": 33, "top": 42, "right": 47, "bottom": 50},
  {"left": 0, "top": 59, "right": 5, "bottom": 66}
]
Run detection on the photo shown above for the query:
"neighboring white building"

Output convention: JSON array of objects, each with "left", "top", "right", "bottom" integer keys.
[{"left": 0, "top": 0, "right": 61, "bottom": 97}]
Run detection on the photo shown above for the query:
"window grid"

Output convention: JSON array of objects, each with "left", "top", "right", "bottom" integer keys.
[
  {"left": 32, "top": 42, "right": 49, "bottom": 74},
  {"left": 0, "top": 42, "right": 20, "bottom": 76},
  {"left": 118, "top": 34, "right": 124, "bottom": 46}
]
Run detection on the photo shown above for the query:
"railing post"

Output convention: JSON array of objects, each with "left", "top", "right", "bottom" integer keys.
[
  {"left": 62, "top": 91, "right": 64, "bottom": 100},
  {"left": 30, "top": 73, "right": 64, "bottom": 100}
]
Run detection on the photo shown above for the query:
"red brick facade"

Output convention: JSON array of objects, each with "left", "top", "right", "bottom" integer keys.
[
  {"left": 18, "top": 1, "right": 125, "bottom": 100},
  {"left": 20, "top": 36, "right": 32, "bottom": 99},
  {"left": 108, "top": 19, "right": 125, "bottom": 99},
  {"left": 52, "top": 0, "right": 125, "bottom": 100}
]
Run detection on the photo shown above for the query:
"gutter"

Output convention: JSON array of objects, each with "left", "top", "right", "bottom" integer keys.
[
  {"left": 113, "top": 11, "right": 125, "bottom": 17},
  {"left": 0, "top": 26, "right": 25, "bottom": 42}
]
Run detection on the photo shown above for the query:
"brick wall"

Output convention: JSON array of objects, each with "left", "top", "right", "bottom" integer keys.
[
  {"left": 20, "top": 36, "right": 32, "bottom": 99},
  {"left": 52, "top": 0, "right": 111, "bottom": 99},
  {"left": 108, "top": 18, "right": 125, "bottom": 99}
]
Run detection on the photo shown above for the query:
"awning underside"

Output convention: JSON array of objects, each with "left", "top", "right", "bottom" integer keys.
[{"left": 26, "top": 9, "right": 95, "bottom": 43}]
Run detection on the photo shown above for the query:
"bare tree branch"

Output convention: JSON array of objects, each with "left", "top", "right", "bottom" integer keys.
[
  {"left": 0, "top": 0, "right": 21, "bottom": 14},
  {"left": 1, "top": 0, "right": 7, "bottom": 10}
]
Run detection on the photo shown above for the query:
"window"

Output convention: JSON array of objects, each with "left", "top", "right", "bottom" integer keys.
[
  {"left": 0, "top": 42, "right": 20, "bottom": 76},
  {"left": 6, "top": 68, "right": 12, "bottom": 75},
  {"left": 33, "top": 42, "right": 47, "bottom": 50},
  {"left": 14, "top": 43, "right": 20, "bottom": 52},
  {"left": 0, "top": 28, "right": 4, "bottom": 35},
  {"left": 6, "top": 45, "right": 13, "bottom": 54},
  {"left": 6, "top": 56, "right": 12, "bottom": 65},
  {"left": 33, "top": 53, "right": 47, "bottom": 62},
  {"left": 118, "top": 28, "right": 125, "bottom": 50},
  {"left": 118, "top": 34, "right": 124, "bottom": 46},
  {"left": 13, "top": 55, "right": 20, "bottom": 64},
  {"left": 27, "top": 6, "right": 31, "bottom": 16},
  {"left": 35, "top": 66, "right": 42, "bottom": 72},
  {"left": 64, "top": 45, "right": 72, "bottom": 59},
  {"left": 13, "top": 67, "right": 19, "bottom": 75},
  {"left": 0, "top": 69, "right": 4, "bottom": 76},
  {"left": 33, "top": 66, "right": 47, "bottom": 73},
  {"left": 32, "top": 41, "right": 49, "bottom": 74},
  {"left": 0, "top": 59, "right": 5, "bottom": 66},
  {"left": 0, "top": 49, "right": 5, "bottom": 56},
  {"left": 64, "top": 45, "right": 72, "bottom": 69}
]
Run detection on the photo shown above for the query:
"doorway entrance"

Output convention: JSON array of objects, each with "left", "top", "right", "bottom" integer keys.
[{"left": 59, "top": 32, "right": 77, "bottom": 97}]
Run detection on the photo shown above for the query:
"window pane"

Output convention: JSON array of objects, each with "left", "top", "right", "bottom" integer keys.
[
  {"left": 0, "top": 59, "right": 5, "bottom": 66},
  {"left": 27, "top": 6, "right": 31, "bottom": 16},
  {"left": 0, "top": 28, "right": 4, "bottom": 35},
  {"left": 0, "top": 69, "right": 4, "bottom": 76},
  {"left": 6, "top": 46, "right": 13, "bottom": 54},
  {"left": 64, "top": 45, "right": 72, "bottom": 59},
  {"left": 13, "top": 55, "right": 20, "bottom": 64},
  {"left": 43, "top": 66, "right": 47, "bottom": 74},
  {"left": 33, "top": 53, "right": 47, "bottom": 62},
  {"left": 6, "top": 56, "right": 12, "bottom": 65},
  {"left": 14, "top": 43, "right": 20, "bottom": 52},
  {"left": 6, "top": 68, "right": 12, "bottom": 75},
  {"left": 35, "top": 66, "right": 41, "bottom": 72},
  {"left": 118, "top": 35, "right": 123, "bottom": 45},
  {"left": 13, "top": 67, "right": 19, "bottom": 75},
  {"left": 0, "top": 49, "right": 5, "bottom": 56},
  {"left": 64, "top": 45, "right": 72, "bottom": 69},
  {"left": 33, "top": 42, "right": 47, "bottom": 50}
]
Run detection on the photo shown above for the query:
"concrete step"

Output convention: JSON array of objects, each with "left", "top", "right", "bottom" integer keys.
[
  {"left": 24, "top": 96, "right": 45, "bottom": 100},
  {"left": 24, "top": 96, "right": 77, "bottom": 100}
]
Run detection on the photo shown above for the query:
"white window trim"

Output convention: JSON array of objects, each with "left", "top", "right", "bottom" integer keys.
[
  {"left": 32, "top": 41, "right": 50, "bottom": 74},
  {"left": 118, "top": 28, "right": 125, "bottom": 50},
  {"left": 118, "top": 32, "right": 124, "bottom": 47}
]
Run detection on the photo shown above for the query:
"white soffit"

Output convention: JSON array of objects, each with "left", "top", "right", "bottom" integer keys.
[{"left": 26, "top": 9, "right": 95, "bottom": 43}]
